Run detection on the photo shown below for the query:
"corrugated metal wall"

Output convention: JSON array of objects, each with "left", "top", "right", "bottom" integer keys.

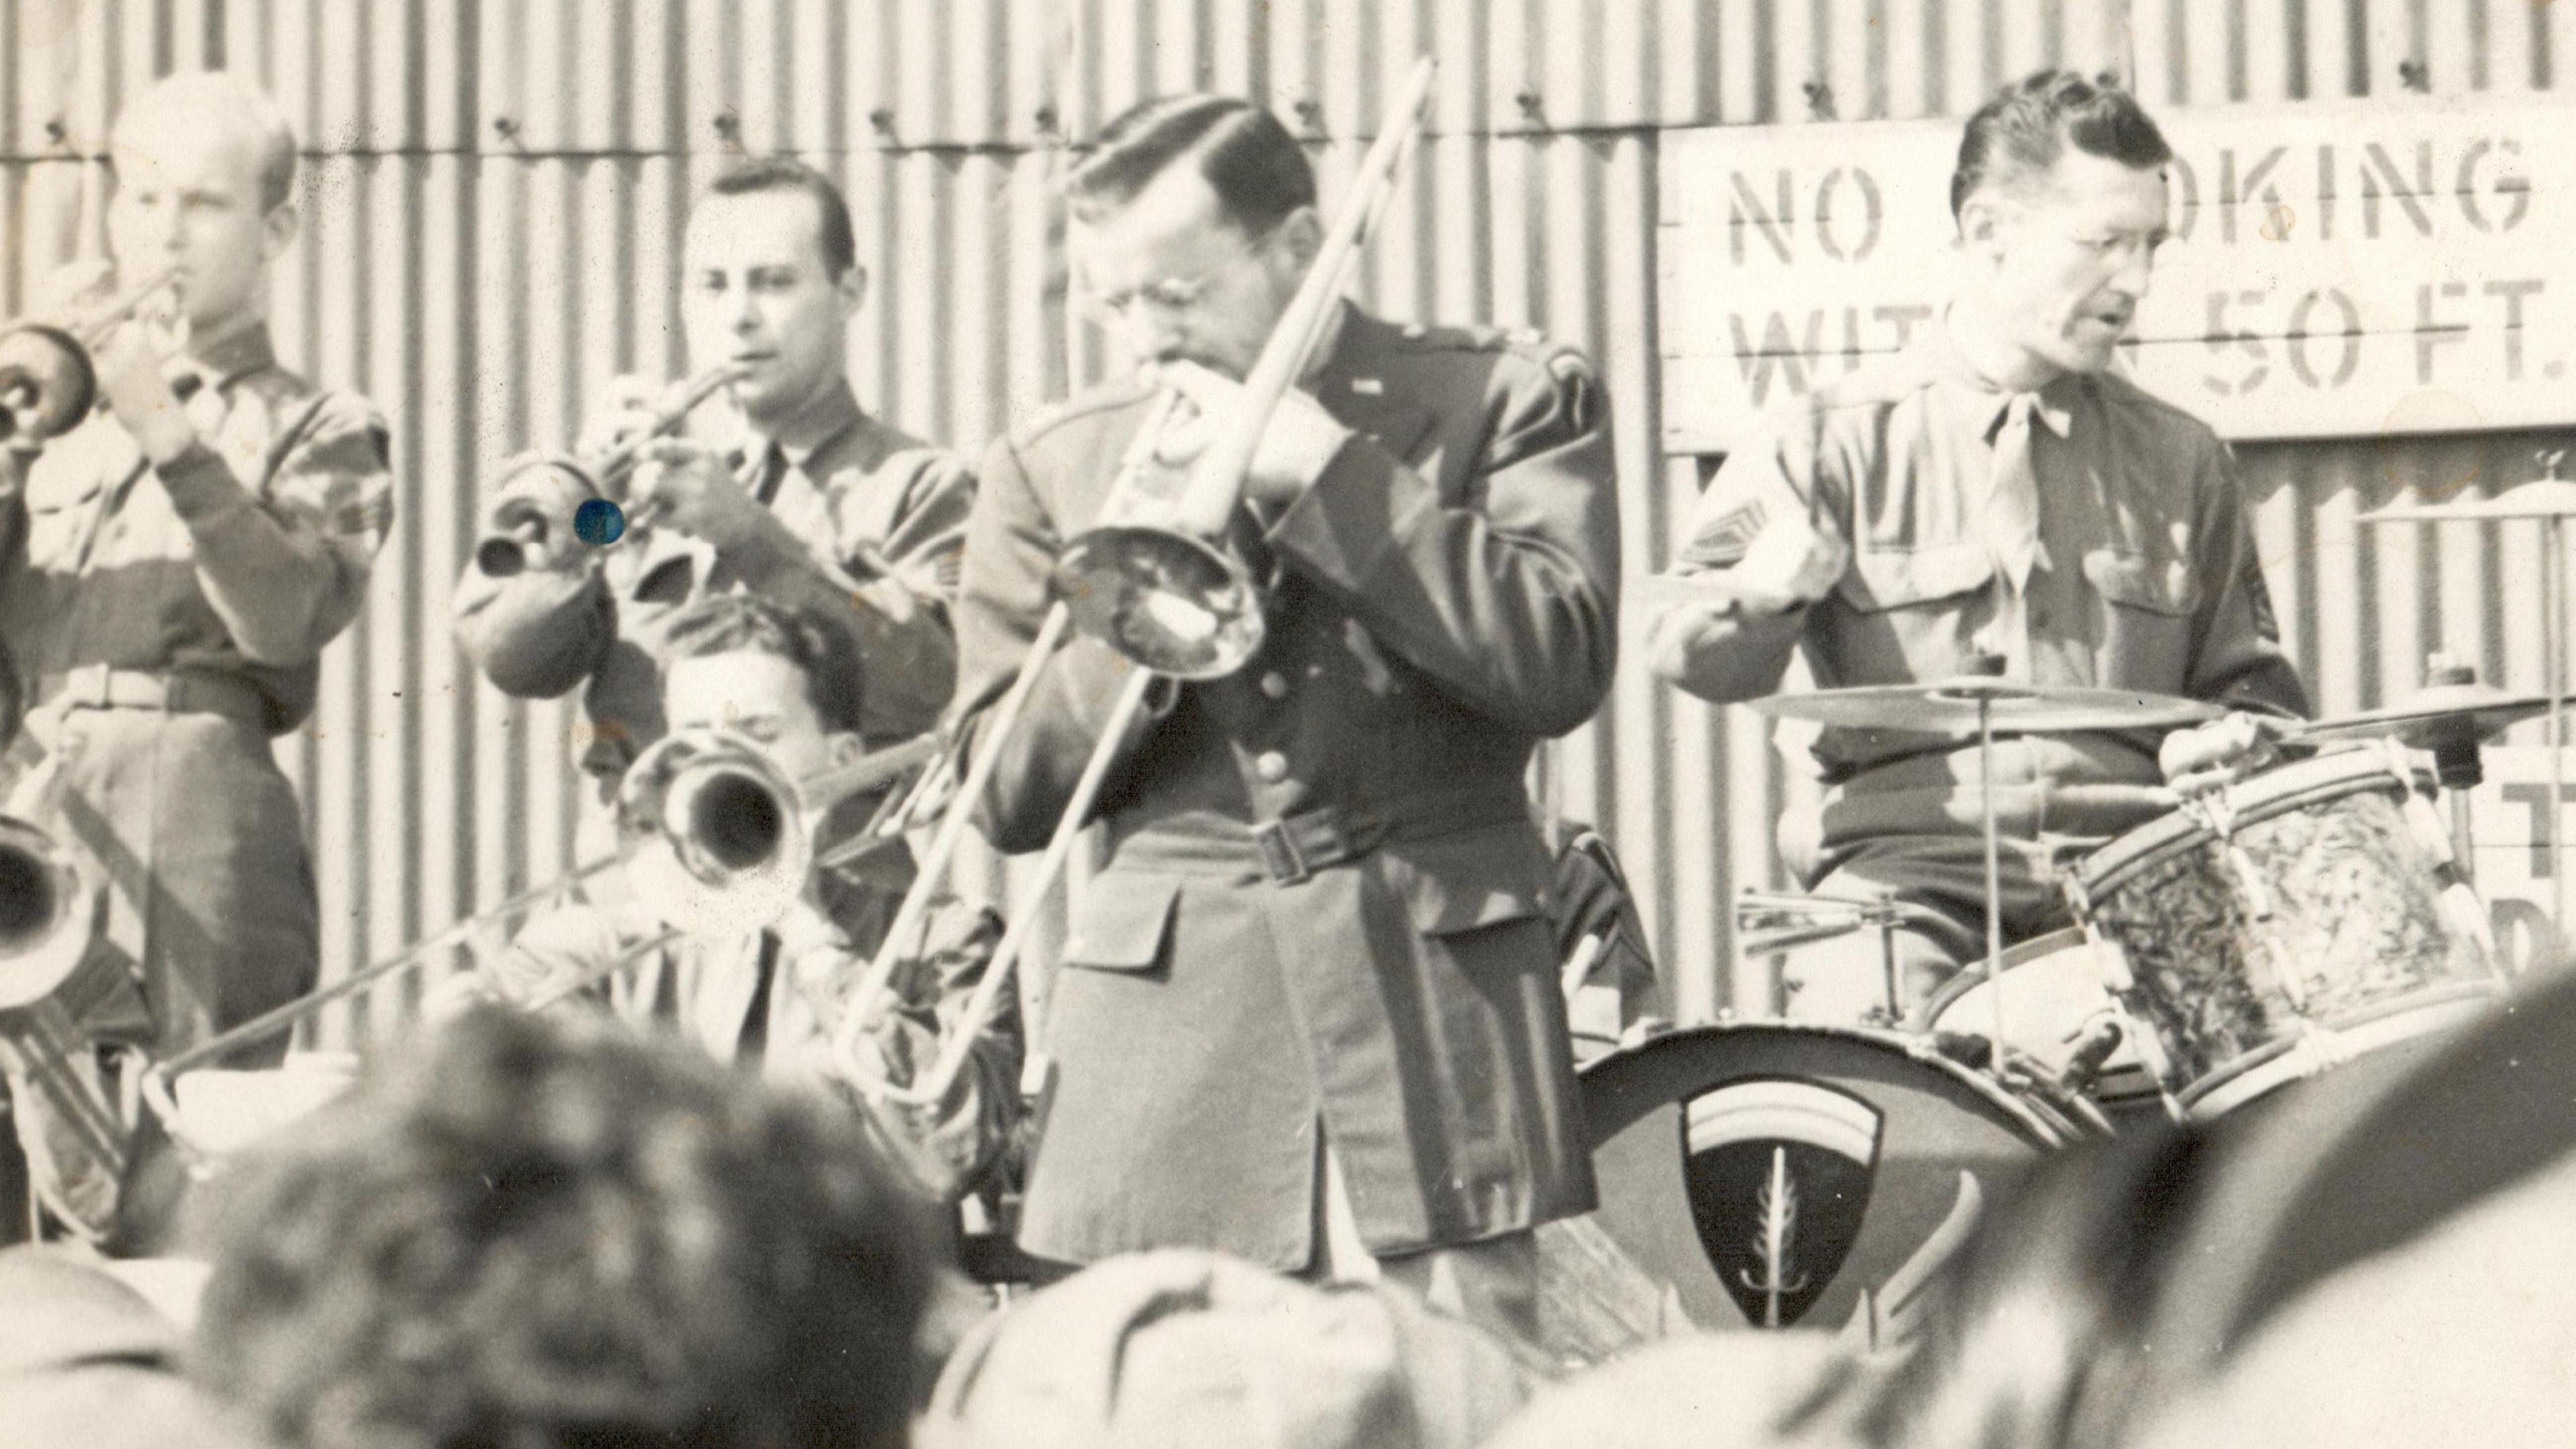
[{"left": 5, "top": 1, "right": 2573, "bottom": 1038}]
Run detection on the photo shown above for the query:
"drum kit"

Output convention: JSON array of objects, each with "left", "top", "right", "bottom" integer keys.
[{"left": 1550, "top": 467, "right": 2576, "bottom": 1360}]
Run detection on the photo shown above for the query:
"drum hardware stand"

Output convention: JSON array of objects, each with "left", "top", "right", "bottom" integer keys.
[
  {"left": 2422, "top": 653, "right": 2487, "bottom": 883},
  {"left": 2361, "top": 453, "right": 2576, "bottom": 941},
  {"left": 1734, "top": 890, "right": 1946, "bottom": 1021}
]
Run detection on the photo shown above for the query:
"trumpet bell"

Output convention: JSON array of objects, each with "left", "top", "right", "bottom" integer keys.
[
  {"left": 474, "top": 455, "right": 603, "bottom": 578},
  {"left": 0, "top": 323, "right": 98, "bottom": 445},
  {"left": 616, "top": 729, "right": 810, "bottom": 937},
  {"left": 0, "top": 816, "right": 91, "bottom": 1011},
  {"left": 1053, "top": 524, "right": 1267, "bottom": 680}
]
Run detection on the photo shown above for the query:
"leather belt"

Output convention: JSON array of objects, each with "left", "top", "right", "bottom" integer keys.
[
  {"left": 37, "top": 663, "right": 270, "bottom": 728},
  {"left": 1107, "top": 784, "right": 1534, "bottom": 885}
]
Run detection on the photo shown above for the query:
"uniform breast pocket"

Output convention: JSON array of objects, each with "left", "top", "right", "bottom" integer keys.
[
  {"left": 2084, "top": 548, "right": 2199, "bottom": 690},
  {"left": 1829, "top": 541, "right": 1996, "bottom": 678},
  {"left": 1061, "top": 873, "right": 1183, "bottom": 975}
]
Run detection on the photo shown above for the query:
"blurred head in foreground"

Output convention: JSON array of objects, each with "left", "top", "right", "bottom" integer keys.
[
  {"left": 191, "top": 1008, "right": 942, "bottom": 1449},
  {"left": 917, "top": 1248, "right": 1534, "bottom": 1449}
]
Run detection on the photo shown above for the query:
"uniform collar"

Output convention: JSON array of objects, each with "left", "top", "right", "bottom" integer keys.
[
  {"left": 1922, "top": 311, "right": 2082, "bottom": 442},
  {"left": 755, "top": 376, "right": 868, "bottom": 474},
  {"left": 1301, "top": 301, "right": 1438, "bottom": 459},
  {"left": 176, "top": 320, "right": 278, "bottom": 394}
]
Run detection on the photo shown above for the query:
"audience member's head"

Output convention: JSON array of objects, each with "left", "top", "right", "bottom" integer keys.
[
  {"left": 191, "top": 1008, "right": 942, "bottom": 1449},
  {"left": 1835, "top": 1124, "right": 2212, "bottom": 1449},
  {"left": 1482, "top": 1330, "right": 1866, "bottom": 1449},
  {"left": 0, "top": 1246, "right": 262, "bottom": 1449},
  {"left": 917, "top": 1249, "right": 1533, "bottom": 1449}
]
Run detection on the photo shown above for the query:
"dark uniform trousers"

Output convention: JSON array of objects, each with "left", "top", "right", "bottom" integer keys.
[
  {"left": 951, "top": 303, "right": 1622, "bottom": 1327},
  {"left": 0, "top": 327, "right": 393, "bottom": 1235}
]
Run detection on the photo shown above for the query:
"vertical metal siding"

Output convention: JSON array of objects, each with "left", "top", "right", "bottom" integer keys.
[{"left": 5, "top": 1, "right": 2573, "bottom": 1042}]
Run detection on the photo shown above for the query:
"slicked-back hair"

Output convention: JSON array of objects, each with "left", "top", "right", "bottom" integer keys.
[
  {"left": 1949, "top": 69, "right": 2173, "bottom": 223},
  {"left": 114, "top": 70, "right": 300, "bottom": 214},
  {"left": 704, "top": 155, "right": 859, "bottom": 279},
  {"left": 661, "top": 592, "right": 865, "bottom": 737},
  {"left": 1065, "top": 95, "right": 1316, "bottom": 237}
]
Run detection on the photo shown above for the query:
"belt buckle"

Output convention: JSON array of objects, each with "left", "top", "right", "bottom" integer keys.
[
  {"left": 62, "top": 663, "right": 114, "bottom": 710},
  {"left": 1252, "top": 819, "right": 1309, "bottom": 885}
]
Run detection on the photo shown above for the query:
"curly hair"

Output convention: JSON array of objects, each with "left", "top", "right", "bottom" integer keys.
[
  {"left": 661, "top": 591, "right": 867, "bottom": 737},
  {"left": 1949, "top": 69, "right": 2172, "bottom": 223},
  {"left": 192, "top": 1010, "right": 941, "bottom": 1449}
]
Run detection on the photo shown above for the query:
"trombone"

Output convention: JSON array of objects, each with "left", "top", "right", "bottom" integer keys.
[
  {"left": 471, "top": 361, "right": 753, "bottom": 579},
  {"left": 0, "top": 266, "right": 182, "bottom": 445},
  {"left": 829, "top": 58, "right": 1441, "bottom": 1109},
  {"left": 136, "top": 727, "right": 939, "bottom": 1134},
  {"left": 0, "top": 760, "right": 127, "bottom": 1204}
]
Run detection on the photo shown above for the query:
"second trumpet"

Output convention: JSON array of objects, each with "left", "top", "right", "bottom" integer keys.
[{"left": 0, "top": 266, "right": 182, "bottom": 445}]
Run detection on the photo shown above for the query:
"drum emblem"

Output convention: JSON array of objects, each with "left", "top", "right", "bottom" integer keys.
[{"left": 1683, "top": 1078, "right": 1882, "bottom": 1328}]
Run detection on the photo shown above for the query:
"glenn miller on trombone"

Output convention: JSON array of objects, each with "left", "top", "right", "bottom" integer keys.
[
  {"left": 0, "top": 73, "right": 395, "bottom": 1240},
  {"left": 948, "top": 87, "right": 1620, "bottom": 1342}
]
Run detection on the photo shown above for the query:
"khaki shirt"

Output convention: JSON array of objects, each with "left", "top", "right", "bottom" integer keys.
[
  {"left": 1646, "top": 321, "right": 2308, "bottom": 867},
  {"left": 455, "top": 380, "right": 972, "bottom": 784},
  {"left": 492, "top": 855, "right": 1018, "bottom": 1201},
  {"left": 0, "top": 325, "right": 394, "bottom": 732}
]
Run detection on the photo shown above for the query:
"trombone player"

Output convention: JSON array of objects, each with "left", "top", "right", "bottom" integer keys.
[
  {"left": 454, "top": 157, "right": 973, "bottom": 826},
  {"left": 951, "top": 95, "right": 1619, "bottom": 1339},
  {"left": 0, "top": 73, "right": 394, "bottom": 1237},
  {"left": 441, "top": 594, "right": 1021, "bottom": 1203}
]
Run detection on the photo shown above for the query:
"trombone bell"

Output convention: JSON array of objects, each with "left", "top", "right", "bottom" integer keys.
[
  {"left": 616, "top": 729, "right": 810, "bottom": 938},
  {"left": 0, "top": 817, "right": 92, "bottom": 1010},
  {"left": 1053, "top": 524, "right": 1267, "bottom": 681}
]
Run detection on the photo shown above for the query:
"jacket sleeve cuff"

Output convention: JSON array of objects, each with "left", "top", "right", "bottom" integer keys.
[{"left": 153, "top": 441, "right": 259, "bottom": 526}]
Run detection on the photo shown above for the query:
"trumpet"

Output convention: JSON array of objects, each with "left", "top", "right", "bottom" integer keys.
[
  {"left": 471, "top": 361, "right": 753, "bottom": 578},
  {"left": 0, "top": 266, "right": 182, "bottom": 445},
  {"left": 828, "top": 58, "right": 1441, "bottom": 1108}
]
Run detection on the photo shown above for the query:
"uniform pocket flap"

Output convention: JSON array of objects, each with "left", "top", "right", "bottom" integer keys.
[
  {"left": 1836, "top": 542, "right": 1995, "bottom": 612},
  {"left": 2084, "top": 549, "right": 2198, "bottom": 616},
  {"left": 1385, "top": 825, "right": 1549, "bottom": 936},
  {"left": 1063, "top": 873, "right": 1183, "bottom": 971}
]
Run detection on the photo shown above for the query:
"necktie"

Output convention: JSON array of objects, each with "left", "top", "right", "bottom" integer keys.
[
  {"left": 1985, "top": 393, "right": 2042, "bottom": 595},
  {"left": 737, "top": 930, "right": 781, "bottom": 1067},
  {"left": 749, "top": 441, "right": 789, "bottom": 507}
]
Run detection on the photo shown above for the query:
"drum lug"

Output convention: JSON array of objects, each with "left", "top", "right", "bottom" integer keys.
[{"left": 2226, "top": 843, "right": 2277, "bottom": 922}]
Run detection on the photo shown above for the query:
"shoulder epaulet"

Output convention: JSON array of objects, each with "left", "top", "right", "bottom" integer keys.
[
  {"left": 1010, "top": 379, "right": 1156, "bottom": 449},
  {"left": 1391, "top": 319, "right": 1562, "bottom": 361}
]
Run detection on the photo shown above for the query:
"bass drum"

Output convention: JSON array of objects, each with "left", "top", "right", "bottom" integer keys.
[{"left": 1566, "top": 1023, "right": 2095, "bottom": 1340}]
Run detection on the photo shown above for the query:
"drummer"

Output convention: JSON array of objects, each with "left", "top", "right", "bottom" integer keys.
[{"left": 1640, "top": 70, "right": 2308, "bottom": 1021}]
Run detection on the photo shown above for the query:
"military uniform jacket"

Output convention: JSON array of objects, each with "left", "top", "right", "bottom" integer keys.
[
  {"left": 1645, "top": 321, "right": 2309, "bottom": 878},
  {"left": 952, "top": 304, "right": 1619, "bottom": 1267}
]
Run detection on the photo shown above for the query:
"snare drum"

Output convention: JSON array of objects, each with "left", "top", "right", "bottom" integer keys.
[
  {"left": 1912, "top": 929, "right": 2163, "bottom": 1117},
  {"left": 1560, "top": 1023, "right": 2095, "bottom": 1342},
  {"left": 2069, "top": 747, "right": 2503, "bottom": 1119}
]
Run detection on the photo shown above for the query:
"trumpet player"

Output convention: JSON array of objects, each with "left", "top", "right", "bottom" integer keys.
[
  {"left": 452, "top": 594, "right": 1020, "bottom": 1202},
  {"left": 951, "top": 96, "right": 1620, "bottom": 1338},
  {"left": 0, "top": 72, "right": 393, "bottom": 1226},
  {"left": 454, "top": 158, "right": 973, "bottom": 813}
]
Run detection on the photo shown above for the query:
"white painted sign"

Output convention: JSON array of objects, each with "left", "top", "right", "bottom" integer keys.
[
  {"left": 1661, "top": 97, "right": 2576, "bottom": 454},
  {"left": 2469, "top": 746, "right": 2576, "bottom": 972}
]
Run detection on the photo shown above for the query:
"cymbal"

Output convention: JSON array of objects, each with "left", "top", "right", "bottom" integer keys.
[
  {"left": 2295, "top": 685, "right": 2576, "bottom": 745},
  {"left": 1743, "top": 678, "right": 2224, "bottom": 734},
  {"left": 2361, "top": 480, "right": 2576, "bottom": 524}
]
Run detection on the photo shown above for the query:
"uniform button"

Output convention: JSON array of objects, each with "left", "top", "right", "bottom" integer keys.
[
  {"left": 1259, "top": 671, "right": 1289, "bottom": 700},
  {"left": 1254, "top": 750, "right": 1289, "bottom": 783}
]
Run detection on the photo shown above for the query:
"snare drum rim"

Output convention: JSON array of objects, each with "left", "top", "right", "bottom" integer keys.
[
  {"left": 2073, "top": 749, "right": 2435, "bottom": 900},
  {"left": 1581, "top": 1021, "right": 2093, "bottom": 1152}
]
